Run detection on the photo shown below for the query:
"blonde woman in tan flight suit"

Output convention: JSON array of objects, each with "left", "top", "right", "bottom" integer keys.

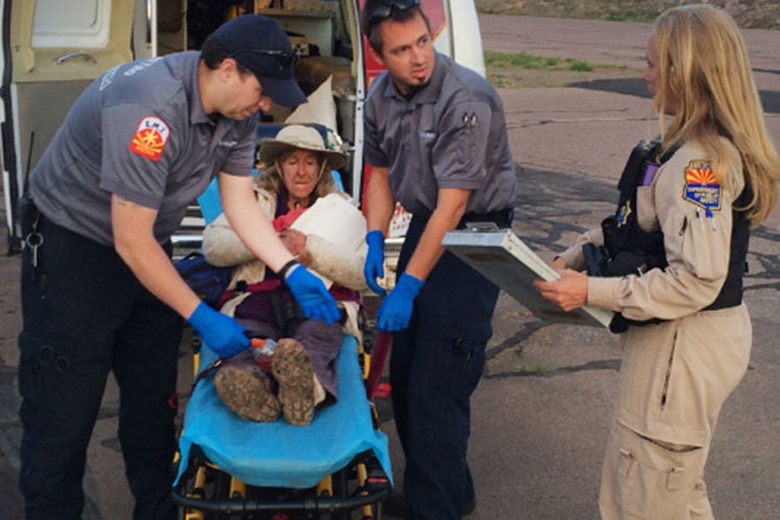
[{"left": 535, "top": 5, "right": 780, "bottom": 519}]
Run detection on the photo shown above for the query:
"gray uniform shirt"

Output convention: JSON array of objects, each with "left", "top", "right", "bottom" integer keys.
[
  {"left": 364, "top": 53, "right": 517, "bottom": 217},
  {"left": 30, "top": 52, "right": 257, "bottom": 246}
]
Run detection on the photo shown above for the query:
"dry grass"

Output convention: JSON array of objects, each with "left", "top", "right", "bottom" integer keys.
[
  {"left": 488, "top": 66, "right": 640, "bottom": 89},
  {"left": 477, "top": 0, "right": 779, "bottom": 88},
  {"left": 483, "top": 50, "right": 639, "bottom": 89},
  {"left": 475, "top": 0, "right": 780, "bottom": 30}
]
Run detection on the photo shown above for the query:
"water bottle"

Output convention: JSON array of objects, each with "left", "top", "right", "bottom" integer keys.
[{"left": 250, "top": 338, "right": 277, "bottom": 371}]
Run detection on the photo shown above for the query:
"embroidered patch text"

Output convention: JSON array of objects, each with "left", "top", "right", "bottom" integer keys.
[
  {"left": 682, "top": 160, "right": 721, "bottom": 217},
  {"left": 129, "top": 116, "right": 170, "bottom": 162}
]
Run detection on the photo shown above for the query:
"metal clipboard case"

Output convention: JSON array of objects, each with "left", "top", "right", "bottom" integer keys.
[{"left": 442, "top": 227, "right": 612, "bottom": 328}]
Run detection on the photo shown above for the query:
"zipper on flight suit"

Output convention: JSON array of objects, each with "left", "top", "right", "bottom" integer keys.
[{"left": 660, "top": 330, "right": 678, "bottom": 407}]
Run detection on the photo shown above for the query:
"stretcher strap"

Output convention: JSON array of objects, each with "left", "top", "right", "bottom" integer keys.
[{"left": 168, "top": 358, "right": 223, "bottom": 410}]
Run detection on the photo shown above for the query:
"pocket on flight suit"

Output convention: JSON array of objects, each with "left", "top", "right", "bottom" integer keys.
[
  {"left": 678, "top": 210, "right": 729, "bottom": 280},
  {"left": 18, "top": 331, "right": 76, "bottom": 405},
  {"left": 603, "top": 424, "right": 705, "bottom": 519}
]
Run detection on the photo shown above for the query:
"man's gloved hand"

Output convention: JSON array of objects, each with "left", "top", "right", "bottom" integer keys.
[
  {"left": 364, "top": 230, "right": 387, "bottom": 297},
  {"left": 187, "top": 301, "right": 250, "bottom": 358},
  {"left": 377, "top": 273, "right": 424, "bottom": 332},
  {"left": 286, "top": 266, "right": 341, "bottom": 326}
]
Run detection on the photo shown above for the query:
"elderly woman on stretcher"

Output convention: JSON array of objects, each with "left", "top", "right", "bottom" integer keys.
[{"left": 203, "top": 125, "right": 368, "bottom": 427}]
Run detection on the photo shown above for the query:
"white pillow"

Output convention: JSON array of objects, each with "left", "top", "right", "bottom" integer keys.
[{"left": 285, "top": 75, "right": 338, "bottom": 135}]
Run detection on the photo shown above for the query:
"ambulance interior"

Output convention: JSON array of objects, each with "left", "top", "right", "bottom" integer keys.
[
  {"left": 160, "top": 0, "right": 362, "bottom": 194},
  {"left": 4, "top": 0, "right": 366, "bottom": 254}
]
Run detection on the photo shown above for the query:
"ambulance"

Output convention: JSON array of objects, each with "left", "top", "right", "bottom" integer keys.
[{"left": 0, "top": 0, "right": 486, "bottom": 253}]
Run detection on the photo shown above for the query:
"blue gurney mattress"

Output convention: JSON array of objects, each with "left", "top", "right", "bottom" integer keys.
[{"left": 174, "top": 335, "right": 393, "bottom": 489}]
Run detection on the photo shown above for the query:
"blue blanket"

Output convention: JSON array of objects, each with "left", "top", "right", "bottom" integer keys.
[{"left": 174, "top": 336, "right": 393, "bottom": 489}]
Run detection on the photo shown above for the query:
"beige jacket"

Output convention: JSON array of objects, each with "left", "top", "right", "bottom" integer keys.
[
  {"left": 558, "top": 138, "right": 745, "bottom": 322},
  {"left": 203, "top": 184, "right": 368, "bottom": 337}
]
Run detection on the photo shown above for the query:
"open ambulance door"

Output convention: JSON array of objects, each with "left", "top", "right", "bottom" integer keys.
[{"left": 0, "top": 0, "right": 152, "bottom": 253}]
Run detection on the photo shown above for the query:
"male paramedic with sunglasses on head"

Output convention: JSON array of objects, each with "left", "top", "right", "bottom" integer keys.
[
  {"left": 16, "top": 14, "right": 339, "bottom": 520},
  {"left": 361, "top": 1, "right": 518, "bottom": 518}
]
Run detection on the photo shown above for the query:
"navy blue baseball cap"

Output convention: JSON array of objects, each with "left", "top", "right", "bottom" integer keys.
[{"left": 214, "top": 15, "right": 307, "bottom": 107}]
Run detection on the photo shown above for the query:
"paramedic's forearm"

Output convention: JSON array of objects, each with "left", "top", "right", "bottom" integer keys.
[
  {"left": 404, "top": 188, "right": 469, "bottom": 281},
  {"left": 365, "top": 166, "right": 394, "bottom": 235},
  {"left": 218, "top": 173, "right": 296, "bottom": 273},
  {"left": 219, "top": 173, "right": 339, "bottom": 325},
  {"left": 111, "top": 195, "right": 201, "bottom": 318}
]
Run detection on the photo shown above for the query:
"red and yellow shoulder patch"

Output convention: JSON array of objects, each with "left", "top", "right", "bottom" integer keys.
[
  {"left": 682, "top": 160, "right": 721, "bottom": 217},
  {"left": 129, "top": 116, "right": 170, "bottom": 162}
]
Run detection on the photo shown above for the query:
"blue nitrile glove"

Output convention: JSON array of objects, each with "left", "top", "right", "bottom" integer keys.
[
  {"left": 377, "top": 273, "right": 424, "bottom": 332},
  {"left": 364, "top": 230, "right": 387, "bottom": 297},
  {"left": 286, "top": 266, "right": 341, "bottom": 326},
  {"left": 187, "top": 301, "right": 250, "bottom": 358}
]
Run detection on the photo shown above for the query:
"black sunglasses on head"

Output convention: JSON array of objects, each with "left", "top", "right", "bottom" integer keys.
[
  {"left": 231, "top": 49, "right": 300, "bottom": 70},
  {"left": 367, "top": 0, "right": 421, "bottom": 38}
]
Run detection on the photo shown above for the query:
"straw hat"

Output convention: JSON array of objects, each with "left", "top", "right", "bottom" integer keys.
[{"left": 259, "top": 125, "right": 347, "bottom": 171}]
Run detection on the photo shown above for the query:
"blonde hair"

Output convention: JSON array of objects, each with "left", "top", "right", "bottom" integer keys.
[
  {"left": 652, "top": 4, "right": 779, "bottom": 227},
  {"left": 255, "top": 150, "right": 338, "bottom": 202}
]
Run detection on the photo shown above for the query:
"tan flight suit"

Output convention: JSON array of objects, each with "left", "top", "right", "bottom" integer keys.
[{"left": 558, "top": 138, "right": 751, "bottom": 520}]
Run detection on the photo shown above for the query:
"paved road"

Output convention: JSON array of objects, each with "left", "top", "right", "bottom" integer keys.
[
  {"left": 465, "top": 15, "right": 780, "bottom": 520},
  {"left": 1, "top": 14, "right": 779, "bottom": 520}
]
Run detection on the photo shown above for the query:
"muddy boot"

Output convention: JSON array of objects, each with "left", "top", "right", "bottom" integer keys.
[
  {"left": 272, "top": 338, "right": 315, "bottom": 426},
  {"left": 214, "top": 360, "right": 281, "bottom": 422}
]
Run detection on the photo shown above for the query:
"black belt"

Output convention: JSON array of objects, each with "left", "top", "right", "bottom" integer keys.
[{"left": 457, "top": 208, "right": 514, "bottom": 229}]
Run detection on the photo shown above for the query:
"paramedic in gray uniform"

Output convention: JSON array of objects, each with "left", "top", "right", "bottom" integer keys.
[
  {"left": 360, "top": 1, "right": 518, "bottom": 518},
  {"left": 17, "top": 14, "right": 338, "bottom": 520}
]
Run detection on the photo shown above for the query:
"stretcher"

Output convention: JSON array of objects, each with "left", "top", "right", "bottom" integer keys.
[
  {"left": 172, "top": 150, "right": 391, "bottom": 518},
  {"left": 173, "top": 335, "right": 393, "bottom": 519}
]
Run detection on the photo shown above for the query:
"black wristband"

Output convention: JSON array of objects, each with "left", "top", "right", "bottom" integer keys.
[{"left": 278, "top": 259, "right": 301, "bottom": 280}]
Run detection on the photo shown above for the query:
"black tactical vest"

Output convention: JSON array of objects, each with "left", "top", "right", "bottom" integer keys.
[{"left": 584, "top": 139, "right": 750, "bottom": 333}]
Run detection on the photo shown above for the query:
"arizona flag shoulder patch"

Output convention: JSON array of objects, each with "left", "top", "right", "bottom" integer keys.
[
  {"left": 129, "top": 116, "right": 170, "bottom": 162},
  {"left": 682, "top": 159, "right": 721, "bottom": 217}
]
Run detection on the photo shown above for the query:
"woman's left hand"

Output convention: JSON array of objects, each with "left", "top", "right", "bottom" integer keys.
[
  {"left": 533, "top": 269, "right": 589, "bottom": 312},
  {"left": 280, "top": 229, "right": 312, "bottom": 266}
]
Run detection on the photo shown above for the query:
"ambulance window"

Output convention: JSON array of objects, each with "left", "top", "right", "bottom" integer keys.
[{"left": 31, "top": 0, "right": 111, "bottom": 49}]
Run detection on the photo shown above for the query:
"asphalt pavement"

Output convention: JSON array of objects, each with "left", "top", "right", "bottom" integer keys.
[{"left": 1, "top": 14, "right": 779, "bottom": 520}]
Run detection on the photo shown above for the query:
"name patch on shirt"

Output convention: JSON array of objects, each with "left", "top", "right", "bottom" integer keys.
[
  {"left": 682, "top": 160, "right": 721, "bottom": 217},
  {"left": 129, "top": 116, "right": 170, "bottom": 162}
]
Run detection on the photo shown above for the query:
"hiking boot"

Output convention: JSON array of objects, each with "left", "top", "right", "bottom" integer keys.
[
  {"left": 214, "top": 364, "right": 281, "bottom": 422},
  {"left": 272, "top": 338, "right": 315, "bottom": 426}
]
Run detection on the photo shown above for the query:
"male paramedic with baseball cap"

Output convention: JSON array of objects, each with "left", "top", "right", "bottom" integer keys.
[{"left": 17, "top": 14, "right": 337, "bottom": 520}]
